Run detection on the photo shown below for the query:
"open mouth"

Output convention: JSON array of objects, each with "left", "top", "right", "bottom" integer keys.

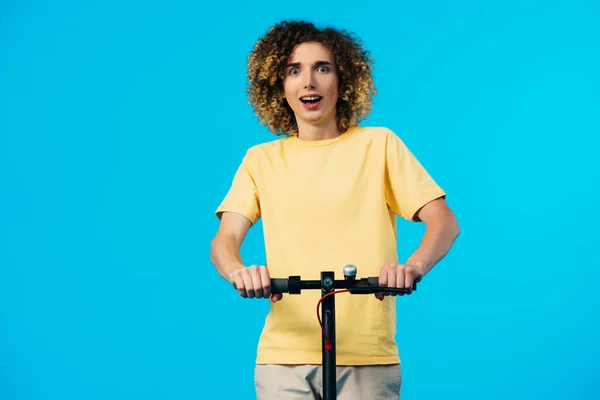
[{"left": 300, "top": 96, "right": 323, "bottom": 104}]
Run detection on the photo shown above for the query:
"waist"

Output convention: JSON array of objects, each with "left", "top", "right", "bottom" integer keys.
[{"left": 255, "top": 295, "right": 399, "bottom": 365}]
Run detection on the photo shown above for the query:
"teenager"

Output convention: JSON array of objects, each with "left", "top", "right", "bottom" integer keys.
[{"left": 210, "top": 20, "right": 460, "bottom": 400}]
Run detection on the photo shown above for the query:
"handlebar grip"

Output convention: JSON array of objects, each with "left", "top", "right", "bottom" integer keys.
[
  {"left": 270, "top": 278, "right": 288, "bottom": 294},
  {"left": 367, "top": 277, "right": 418, "bottom": 291}
]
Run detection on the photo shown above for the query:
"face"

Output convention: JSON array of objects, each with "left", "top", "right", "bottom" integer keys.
[{"left": 282, "top": 42, "right": 340, "bottom": 132}]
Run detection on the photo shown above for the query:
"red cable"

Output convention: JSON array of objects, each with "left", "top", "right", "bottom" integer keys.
[{"left": 316, "top": 289, "right": 349, "bottom": 352}]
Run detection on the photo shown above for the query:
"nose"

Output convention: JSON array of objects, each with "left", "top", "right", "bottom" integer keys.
[{"left": 303, "top": 71, "right": 316, "bottom": 89}]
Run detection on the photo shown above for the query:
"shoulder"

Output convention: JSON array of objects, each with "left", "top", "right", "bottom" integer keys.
[
  {"left": 249, "top": 136, "right": 290, "bottom": 152},
  {"left": 245, "top": 136, "right": 290, "bottom": 158},
  {"left": 350, "top": 125, "right": 406, "bottom": 147},
  {"left": 349, "top": 125, "right": 396, "bottom": 138},
  {"left": 237, "top": 136, "right": 291, "bottom": 170}
]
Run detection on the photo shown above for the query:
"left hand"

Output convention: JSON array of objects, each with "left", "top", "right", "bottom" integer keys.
[{"left": 375, "top": 263, "right": 424, "bottom": 300}]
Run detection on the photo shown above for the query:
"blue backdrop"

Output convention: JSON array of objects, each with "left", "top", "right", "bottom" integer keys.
[{"left": 1, "top": 1, "right": 599, "bottom": 399}]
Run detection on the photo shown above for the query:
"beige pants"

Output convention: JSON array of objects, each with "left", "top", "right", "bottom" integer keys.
[{"left": 254, "top": 364, "right": 401, "bottom": 400}]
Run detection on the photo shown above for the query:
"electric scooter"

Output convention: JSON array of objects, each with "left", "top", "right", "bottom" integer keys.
[{"left": 270, "top": 264, "right": 417, "bottom": 400}]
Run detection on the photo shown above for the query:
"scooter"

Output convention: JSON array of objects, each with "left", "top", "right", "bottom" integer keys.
[{"left": 270, "top": 264, "right": 417, "bottom": 400}]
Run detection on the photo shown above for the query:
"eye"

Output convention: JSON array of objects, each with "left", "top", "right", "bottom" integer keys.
[
  {"left": 317, "top": 66, "right": 329, "bottom": 73},
  {"left": 289, "top": 68, "right": 299, "bottom": 75}
]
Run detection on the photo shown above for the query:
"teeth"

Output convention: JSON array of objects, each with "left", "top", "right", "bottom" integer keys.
[{"left": 301, "top": 96, "right": 321, "bottom": 100}]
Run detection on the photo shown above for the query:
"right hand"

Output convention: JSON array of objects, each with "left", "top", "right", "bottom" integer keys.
[{"left": 229, "top": 265, "right": 283, "bottom": 303}]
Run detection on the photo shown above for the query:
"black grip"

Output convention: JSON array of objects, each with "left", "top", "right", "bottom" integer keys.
[
  {"left": 270, "top": 278, "right": 288, "bottom": 294},
  {"left": 367, "top": 277, "right": 418, "bottom": 291}
]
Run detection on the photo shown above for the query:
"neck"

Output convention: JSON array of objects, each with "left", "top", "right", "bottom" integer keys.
[{"left": 296, "top": 118, "right": 341, "bottom": 141}]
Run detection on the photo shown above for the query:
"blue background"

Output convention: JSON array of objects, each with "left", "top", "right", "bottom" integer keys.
[{"left": 1, "top": 0, "right": 599, "bottom": 399}]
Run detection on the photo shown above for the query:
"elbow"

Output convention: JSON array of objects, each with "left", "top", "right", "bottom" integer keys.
[
  {"left": 440, "top": 209, "right": 460, "bottom": 240},
  {"left": 209, "top": 236, "right": 220, "bottom": 265},
  {"left": 453, "top": 216, "right": 460, "bottom": 240}
]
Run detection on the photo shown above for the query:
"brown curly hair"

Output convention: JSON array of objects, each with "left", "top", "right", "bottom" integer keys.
[{"left": 245, "top": 20, "right": 377, "bottom": 136}]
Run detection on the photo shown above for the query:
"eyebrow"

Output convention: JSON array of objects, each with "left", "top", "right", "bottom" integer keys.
[{"left": 286, "top": 61, "right": 334, "bottom": 68}]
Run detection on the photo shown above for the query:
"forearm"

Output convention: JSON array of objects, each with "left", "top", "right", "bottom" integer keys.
[
  {"left": 406, "top": 215, "right": 460, "bottom": 275},
  {"left": 210, "top": 235, "right": 246, "bottom": 283}
]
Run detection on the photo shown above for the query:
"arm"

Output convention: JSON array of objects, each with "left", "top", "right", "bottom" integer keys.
[
  {"left": 406, "top": 197, "right": 460, "bottom": 276},
  {"left": 210, "top": 212, "right": 252, "bottom": 283},
  {"left": 210, "top": 212, "right": 276, "bottom": 300},
  {"left": 377, "top": 197, "right": 459, "bottom": 298}
]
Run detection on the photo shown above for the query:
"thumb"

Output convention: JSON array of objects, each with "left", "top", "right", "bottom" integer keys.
[{"left": 271, "top": 293, "right": 283, "bottom": 303}]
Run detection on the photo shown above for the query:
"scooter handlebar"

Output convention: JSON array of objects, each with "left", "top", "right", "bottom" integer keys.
[
  {"left": 270, "top": 278, "right": 289, "bottom": 294},
  {"left": 270, "top": 277, "right": 417, "bottom": 295}
]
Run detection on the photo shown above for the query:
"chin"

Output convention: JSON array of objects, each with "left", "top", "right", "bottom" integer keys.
[{"left": 303, "top": 110, "right": 333, "bottom": 121}]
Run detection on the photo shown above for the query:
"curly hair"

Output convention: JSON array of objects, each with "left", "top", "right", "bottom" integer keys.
[{"left": 245, "top": 20, "right": 377, "bottom": 136}]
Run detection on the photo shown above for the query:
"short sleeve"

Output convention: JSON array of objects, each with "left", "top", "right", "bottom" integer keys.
[
  {"left": 384, "top": 129, "right": 446, "bottom": 221},
  {"left": 215, "top": 150, "right": 261, "bottom": 224}
]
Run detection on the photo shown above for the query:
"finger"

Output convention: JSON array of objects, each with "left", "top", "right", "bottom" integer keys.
[
  {"left": 271, "top": 293, "right": 283, "bottom": 302},
  {"left": 396, "top": 264, "right": 405, "bottom": 291},
  {"left": 249, "top": 266, "right": 262, "bottom": 299},
  {"left": 259, "top": 266, "right": 271, "bottom": 299},
  {"left": 241, "top": 269, "right": 254, "bottom": 298},
  {"left": 378, "top": 266, "right": 389, "bottom": 299},
  {"left": 233, "top": 273, "right": 247, "bottom": 298},
  {"left": 404, "top": 265, "right": 416, "bottom": 294},
  {"left": 398, "top": 264, "right": 409, "bottom": 296},
  {"left": 386, "top": 265, "right": 396, "bottom": 296},
  {"left": 230, "top": 271, "right": 238, "bottom": 289}
]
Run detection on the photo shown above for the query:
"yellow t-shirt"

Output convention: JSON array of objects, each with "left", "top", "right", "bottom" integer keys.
[{"left": 215, "top": 125, "right": 446, "bottom": 365}]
